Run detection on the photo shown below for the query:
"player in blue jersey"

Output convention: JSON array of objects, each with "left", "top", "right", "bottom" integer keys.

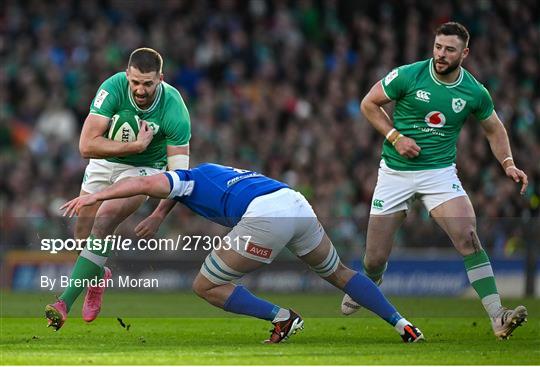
[{"left": 60, "top": 163, "right": 424, "bottom": 343}]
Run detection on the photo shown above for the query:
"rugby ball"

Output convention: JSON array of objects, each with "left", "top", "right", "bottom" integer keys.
[{"left": 108, "top": 110, "right": 141, "bottom": 143}]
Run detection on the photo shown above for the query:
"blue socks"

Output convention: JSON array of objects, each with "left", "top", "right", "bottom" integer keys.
[
  {"left": 343, "top": 273, "right": 413, "bottom": 335},
  {"left": 222, "top": 275, "right": 403, "bottom": 326},
  {"left": 223, "top": 285, "right": 281, "bottom": 321},
  {"left": 344, "top": 272, "right": 402, "bottom": 326},
  {"left": 223, "top": 273, "right": 403, "bottom": 326}
]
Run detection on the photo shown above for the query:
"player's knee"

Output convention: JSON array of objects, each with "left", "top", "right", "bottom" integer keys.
[
  {"left": 192, "top": 277, "right": 210, "bottom": 299},
  {"left": 92, "top": 207, "right": 125, "bottom": 236},
  {"left": 454, "top": 227, "right": 483, "bottom": 254},
  {"left": 74, "top": 202, "right": 99, "bottom": 239},
  {"left": 94, "top": 198, "right": 143, "bottom": 236}
]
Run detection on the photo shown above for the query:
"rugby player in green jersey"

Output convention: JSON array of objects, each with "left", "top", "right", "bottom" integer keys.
[
  {"left": 45, "top": 48, "right": 191, "bottom": 330},
  {"left": 341, "top": 22, "right": 528, "bottom": 339}
]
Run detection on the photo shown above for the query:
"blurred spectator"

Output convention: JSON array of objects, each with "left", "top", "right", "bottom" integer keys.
[{"left": 1, "top": 0, "right": 538, "bottom": 258}]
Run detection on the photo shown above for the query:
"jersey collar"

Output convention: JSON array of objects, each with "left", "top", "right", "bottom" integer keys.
[
  {"left": 128, "top": 80, "right": 163, "bottom": 113},
  {"left": 429, "top": 58, "right": 463, "bottom": 88}
]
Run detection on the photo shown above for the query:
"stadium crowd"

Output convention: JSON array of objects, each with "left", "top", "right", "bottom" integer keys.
[{"left": 1, "top": 0, "right": 539, "bottom": 258}]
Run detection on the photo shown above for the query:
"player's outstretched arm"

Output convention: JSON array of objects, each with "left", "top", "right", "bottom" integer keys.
[
  {"left": 480, "top": 111, "right": 528, "bottom": 194},
  {"left": 61, "top": 174, "right": 171, "bottom": 217},
  {"left": 79, "top": 114, "right": 153, "bottom": 158},
  {"left": 361, "top": 82, "right": 421, "bottom": 158}
]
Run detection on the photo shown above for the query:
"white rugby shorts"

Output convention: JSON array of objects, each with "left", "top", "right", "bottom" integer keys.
[
  {"left": 227, "top": 188, "right": 324, "bottom": 264},
  {"left": 370, "top": 159, "right": 468, "bottom": 215},
  {"left": 81, "top": 159, "right": 163, "bottom": 194}
]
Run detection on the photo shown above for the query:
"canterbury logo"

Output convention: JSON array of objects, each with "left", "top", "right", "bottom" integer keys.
[
  {"left": 415, "top": 90, "right": 431, "bottom": 102},
  {"left": 372, "top": 199, "right": 384, "bottom": 209}
]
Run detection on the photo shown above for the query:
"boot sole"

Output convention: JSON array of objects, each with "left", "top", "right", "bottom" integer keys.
[{"left": 45, "top": 305, "right": 65, "bottom": 331}]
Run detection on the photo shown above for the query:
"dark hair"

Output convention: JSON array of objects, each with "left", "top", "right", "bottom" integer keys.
[
  {"left": 128, "top": 48, "right": 163, "bottom": 74},
  {"left": 435, "top": 22, "right": 470, "bottom": 47}
]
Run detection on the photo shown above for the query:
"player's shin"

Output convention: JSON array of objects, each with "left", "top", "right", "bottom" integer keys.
[
  {"left": 316, "top": 248, "right": 423, "bottom": 341},
  {"left": 200, "top": 251, "right": 288, "bottom": 321},
  {"left": 342, "top": 272, "right": 403, "bottom": 325},
  {"left": 342, "top": 272, "right": 423, "bottom": 341},
  {"left": 58, "top": 234, "right": 111, "bottom": 312},
  {"left": 223, "top": 285, "right": 288, "bottom": 321},
  {"left": 311, "top": 247, "right": 394, "bottom": 321},
  {"left": 340, "top": 257, "right": 386, "bottom": 315},
  {"left": 314, "top": 248, "right": 397, "bottom": 323}
]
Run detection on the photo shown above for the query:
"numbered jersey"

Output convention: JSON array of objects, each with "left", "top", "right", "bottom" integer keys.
[
  {"left": 164, "top": 164, "right": 288, "bottom": 227},
  {"left": 381, "top": 58, "right": 494, "bottom": 171},
  {"left": 89, "top": 72, "right": 191, "bottom": 169}
]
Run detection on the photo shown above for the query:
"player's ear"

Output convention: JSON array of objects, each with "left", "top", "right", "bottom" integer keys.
[
  {"left": 462, "top": 47, "right": 469, "bottom": 59},
  {"left": 159, "top": 73, "right": 164, "bottom": 82}
]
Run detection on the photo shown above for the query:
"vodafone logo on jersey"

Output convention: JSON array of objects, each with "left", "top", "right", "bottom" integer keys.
[{"left": 424, "top": 111, "right": 446, "bottom": 128}]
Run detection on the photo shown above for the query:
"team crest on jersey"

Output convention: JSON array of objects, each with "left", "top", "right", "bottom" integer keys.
[
  {"left": 425, "top": 111, "right": 446, "bottom": 128},
  {"left": 452, "top": 98, "right": 466, "bottom": 113},
  {"left": 145, "top": 121, "right": 160, "bottom": 135}
]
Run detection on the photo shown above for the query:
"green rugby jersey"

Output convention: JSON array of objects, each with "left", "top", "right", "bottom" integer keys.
[
  {"left": 380, "top": 58, "right": 494, "bottom": 171},
  {"left": 89, "top": 72, "right": 191, "bottom": 169}
]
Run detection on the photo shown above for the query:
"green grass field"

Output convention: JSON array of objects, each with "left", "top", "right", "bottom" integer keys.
[{"left": 1, "top": 292, "right": 539, "bottom": 365}]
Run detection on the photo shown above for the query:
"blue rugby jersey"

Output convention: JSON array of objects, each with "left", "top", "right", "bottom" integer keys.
[{"left": 163, "top": 163, "right": 288, "bottom": 227}]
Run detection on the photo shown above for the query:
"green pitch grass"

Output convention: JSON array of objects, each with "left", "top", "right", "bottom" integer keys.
[{"left": 1, "top": 292, "right": 539, "bottom": 365}]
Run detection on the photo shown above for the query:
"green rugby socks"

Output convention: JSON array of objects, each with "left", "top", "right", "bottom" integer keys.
[
  {"left": 464, "top": 250, "right": 502, "bottom": 318},
  {"left": 59, "top": 235, "right": 111, "bottom": 312}
]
